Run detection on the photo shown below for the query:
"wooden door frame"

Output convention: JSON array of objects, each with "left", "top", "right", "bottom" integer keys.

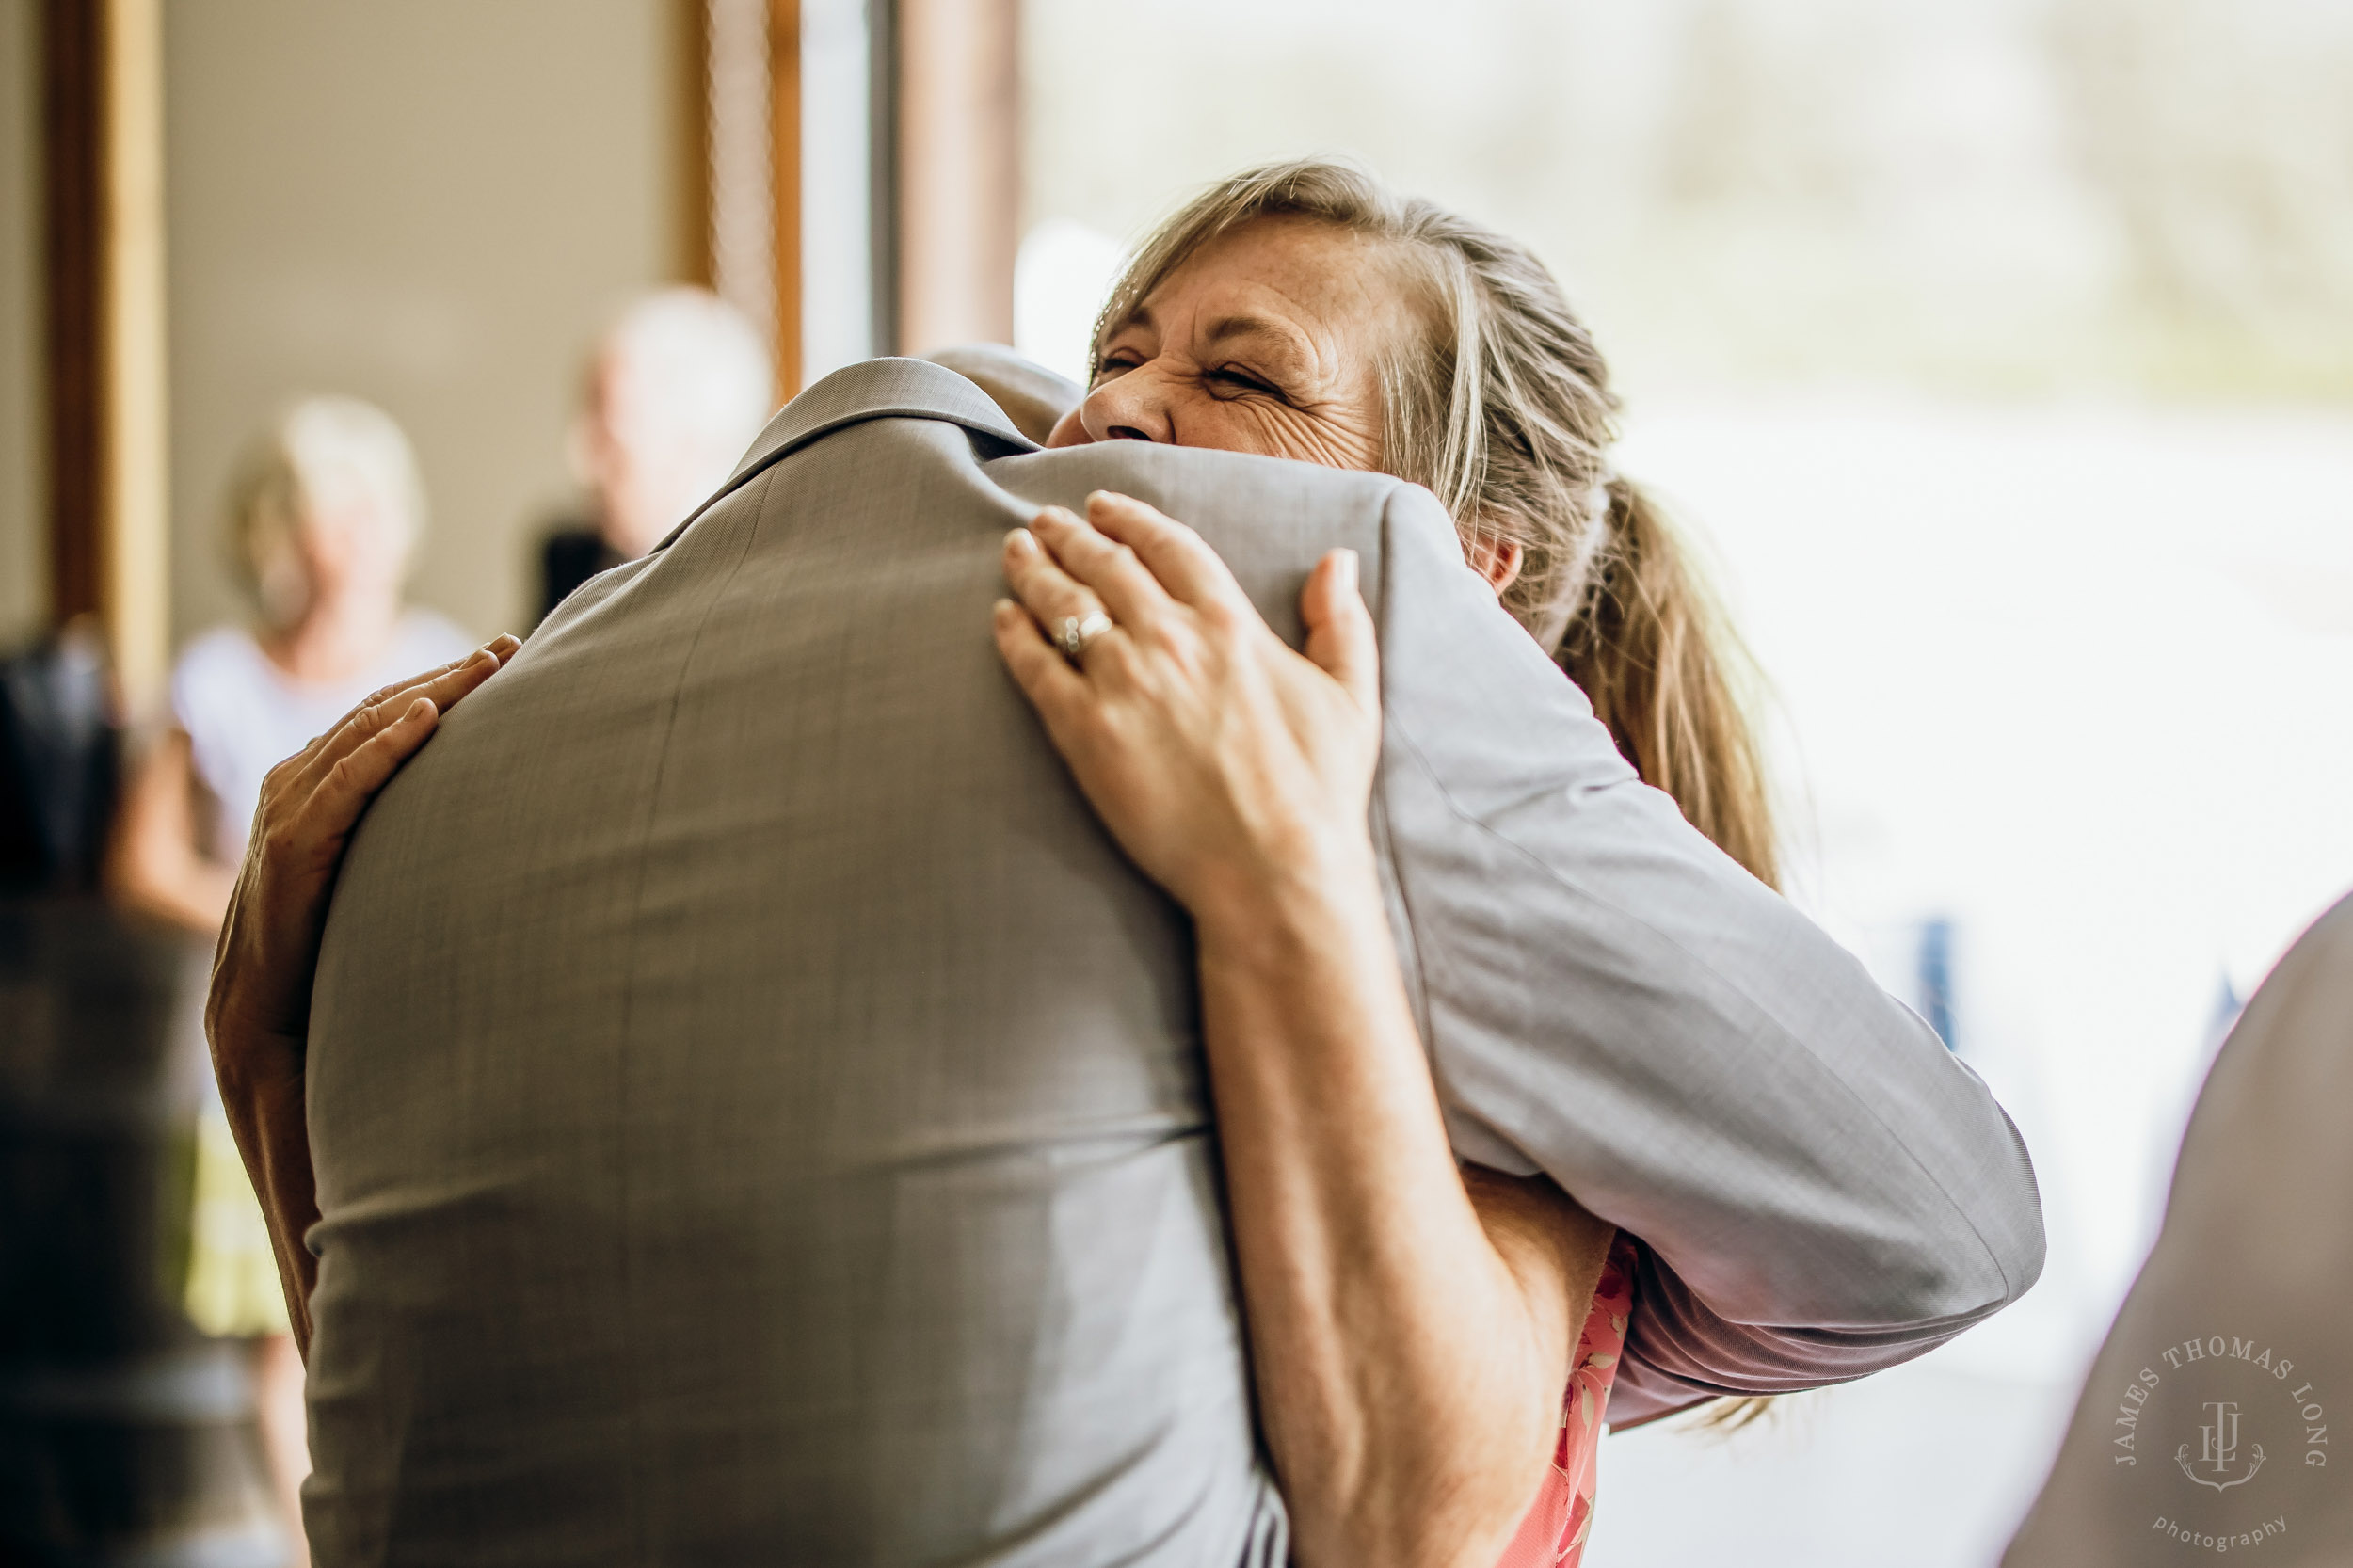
[
  {"left": 680, "top": 0, "right": 1023, "bottom": 380},
  {"left": 682, "top": 0, "right": 804, "bottom": 398},
  {"left": 39, "top": 0, "right": 168, "bottom": 709},
  {"left": 891, "top": 0, "right": 1018, "bottom": 356}
]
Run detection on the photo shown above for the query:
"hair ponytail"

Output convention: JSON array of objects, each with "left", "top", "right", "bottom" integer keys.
[
  {"left": 1556, "top": 480, "right": 1779, "bottom": 890},
  {"left": 1571, "top": 484, "right": 1783, "bottom": 1432}
]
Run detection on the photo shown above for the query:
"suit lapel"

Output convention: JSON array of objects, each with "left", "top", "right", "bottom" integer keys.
[{"left": 651, "top": 356, "right": 1037, "bottom": 555}]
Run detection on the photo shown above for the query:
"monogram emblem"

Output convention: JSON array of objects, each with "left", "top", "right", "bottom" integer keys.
[{"left": 2175, "top": 1400, "right": 2265, "bottom": 1491}]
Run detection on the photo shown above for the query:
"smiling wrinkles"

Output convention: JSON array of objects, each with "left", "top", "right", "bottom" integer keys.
[{"left": 1067, "top": 216, "right": 1408, "bottom": 473}]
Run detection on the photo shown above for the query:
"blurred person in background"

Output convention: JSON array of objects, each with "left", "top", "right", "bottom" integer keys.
[
  {"left": 107, "top": 394, "right": 472, "bottom": 1565},
  {"left": 536, "top": 286, "right": 775, "bottom": 621}
]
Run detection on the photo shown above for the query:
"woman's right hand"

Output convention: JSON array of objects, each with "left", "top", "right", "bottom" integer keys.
[
  {"left": 205, "top": 634, "right": 518, "bottom": 1353},
  {"left": 207, "top": 635, "right": 521, "bottom": 1055}
]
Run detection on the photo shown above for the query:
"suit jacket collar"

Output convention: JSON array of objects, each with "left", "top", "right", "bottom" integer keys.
[{"left": 654, "top": 357, "right": 1038, "bottom": 554}]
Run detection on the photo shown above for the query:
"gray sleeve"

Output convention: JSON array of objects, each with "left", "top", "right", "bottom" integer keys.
[{"left": 1365, "top": 482, "right": 2045, "bottom": 1421}]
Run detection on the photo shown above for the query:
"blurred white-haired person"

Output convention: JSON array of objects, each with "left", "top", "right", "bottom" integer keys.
[
  {"left": 538, "top": 286, "right": 776, "bottom": 620},
  {"left": 109, "top": 393, "right": 472, "bottom": 1565}
]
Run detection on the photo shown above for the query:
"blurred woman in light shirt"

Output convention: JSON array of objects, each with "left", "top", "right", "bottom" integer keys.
[{"left": 109, "top": 395, "right": 471, "bottom": 1564}]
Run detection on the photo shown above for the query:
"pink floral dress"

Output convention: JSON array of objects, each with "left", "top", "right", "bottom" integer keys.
[{"left": 1491, "top": 1235, "right": 1640, "bottom": 1568}]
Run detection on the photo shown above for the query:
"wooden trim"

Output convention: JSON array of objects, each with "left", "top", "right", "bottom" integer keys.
[
  {"left": 105, "top": 0, "right": 168, "bottom": 710},
  {"left": 768, "top": 0, "right": 801, "bottom": 396},
  {"left": 893, "top": 0, "right": 1017, "bottom": 355},
  {"left": 39, "top": 0, "right": 168, "bottom": 708},
  {"left": 690, "top": 0, "right": 803, "bottom": 397},
  {"left": 676, "top": 0, "right": 712, "bottom": 289},
  {"left": 40, "top": 0, "right": 105, "bottom": 628}
]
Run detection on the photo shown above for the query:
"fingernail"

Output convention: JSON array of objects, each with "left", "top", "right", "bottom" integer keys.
[
  {"left": 1335, "top": 548, "right": 1359, "bottom": 593},
  {"left": 1004, "top": 528, "right": 1035, "bottom": 554}
]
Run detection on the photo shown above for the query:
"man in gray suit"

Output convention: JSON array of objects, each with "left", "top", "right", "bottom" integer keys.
[{"left": 257, "top": 358, "right": 2040, "bottom": 1563}]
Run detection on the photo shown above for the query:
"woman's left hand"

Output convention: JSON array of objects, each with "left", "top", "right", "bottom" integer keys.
[
  {"left": 1002, "top": 496, "right": 1588, "bottom": 1567},
  {"left": 991, "top": 491, "right": 1381, "bottom": 924}
]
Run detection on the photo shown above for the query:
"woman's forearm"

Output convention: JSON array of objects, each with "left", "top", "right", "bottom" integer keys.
[
  {"left": 211, "top": 1018, "right": 321, "bottom": 1356},
  {"left": 987, "top": 501, "right": 1603, "bottom": 1562},
  {"left": 106, "top": 730, "right": 235, "bottom": 934},
  {"left": 1193, "top": 849, "right": 1577, "bottom": 1568}
]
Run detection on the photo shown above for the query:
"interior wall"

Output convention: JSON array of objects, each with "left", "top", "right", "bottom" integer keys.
[
  {"left": 0, "top": 0, "right": 40, "bottom": 645},
  {"left": 165, "top": 0, "right": 686, "bottom": 646}
]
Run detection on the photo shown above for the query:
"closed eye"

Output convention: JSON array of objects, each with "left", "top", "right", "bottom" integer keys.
[
  {"left": 1209, "top": 366, "right": 1287, "bottom": 401},
  {"left": 1093, "top": 351, "right": 1143, "bottom": 383}
]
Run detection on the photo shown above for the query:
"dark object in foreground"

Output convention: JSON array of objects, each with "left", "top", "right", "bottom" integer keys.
[
  {"left": 2, "top": 632, "right": 284, "bottom": 1564},
  {"left": 0, "top": 898, "right": 282, "bottom": 1567},
  {"left": 0, "top": 627, "right": 118, "bottom": 895}
]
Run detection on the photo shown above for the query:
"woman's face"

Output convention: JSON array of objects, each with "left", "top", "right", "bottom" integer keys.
[
  {"left": 267, "top": 484, "right": 406, "bottom": 629},
  {"left": 1048, "top": 216, "right": 1417, "bottom": 471},
  {"left": 1048, "top": 216, "right": 1523, "bottom": 594}
]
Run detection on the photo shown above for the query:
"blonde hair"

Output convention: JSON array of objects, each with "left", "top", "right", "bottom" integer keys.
[
  {"left": 1097, "top": 158, "right": 1777, "bottom": 888},
  {"left": 225, "top": 395, "right": 425, "bottom": 629}
]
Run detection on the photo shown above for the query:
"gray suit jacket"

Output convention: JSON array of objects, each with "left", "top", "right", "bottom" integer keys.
[
  {"left": 304, "top": 357, "right": 2042, "bottom": 1565},
  {"left": 2003, "top": 894, "right": 2353, "bottom": 1566}
]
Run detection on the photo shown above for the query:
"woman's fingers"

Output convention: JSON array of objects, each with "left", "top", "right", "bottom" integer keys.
[
  {"left": 409, "top": 635, "right": 518, "bottom": 716},
  {"left": 1081, "top": 491, "right": 1247, "bottom": 615},
  {"left": 991, "top": 598, "right": 1094, "bottom": 728},
  {"left": 1300, "top": 549, "right": 1379, "bottom": 712},
  {"left": 987, "top": 492, "right": 1386, "bottom": 922},
  {"left": 296, "top": 638, "right": 517, "bottom": 792},
  {"left": 341, "top": 642, "right": 490, "bottom": 740},
  {"left": 296, "top": 654, "right": 462, "bottom": 775},
  {"left": 1028, "top": 504, "right": 1176, "bottom": 628},
  {"left": 302, "top": 696, "right": 442, "bottom": 846},
  {"left": 1002, "top": 528, "right": 1117, "bottom": 654},
  {"left": 394, "top": 635, "right": 518, "bottom": 719},
  {"left": 469, "top": 633, "right": 523, "bottom": 677},
  {"left": 354, "top": 634, "right": 518, "bottom": 721}
]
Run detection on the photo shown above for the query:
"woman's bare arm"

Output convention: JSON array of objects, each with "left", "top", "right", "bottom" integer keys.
[
  {"left": 1462, "top": 1168, "right": 1615, "bottom": 1429},
  {"left": 1199, "top": 873, "right": 1612, "bottom": 1565},
  {"left": 994, "top": 492, "right": 1611, "bottom": 1567},
  {"left": 205, "top": 637, "right": 520, "bottom": 1355},
  {"left": 107, "top": 729, "right": 237, "bottom": 934}
]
